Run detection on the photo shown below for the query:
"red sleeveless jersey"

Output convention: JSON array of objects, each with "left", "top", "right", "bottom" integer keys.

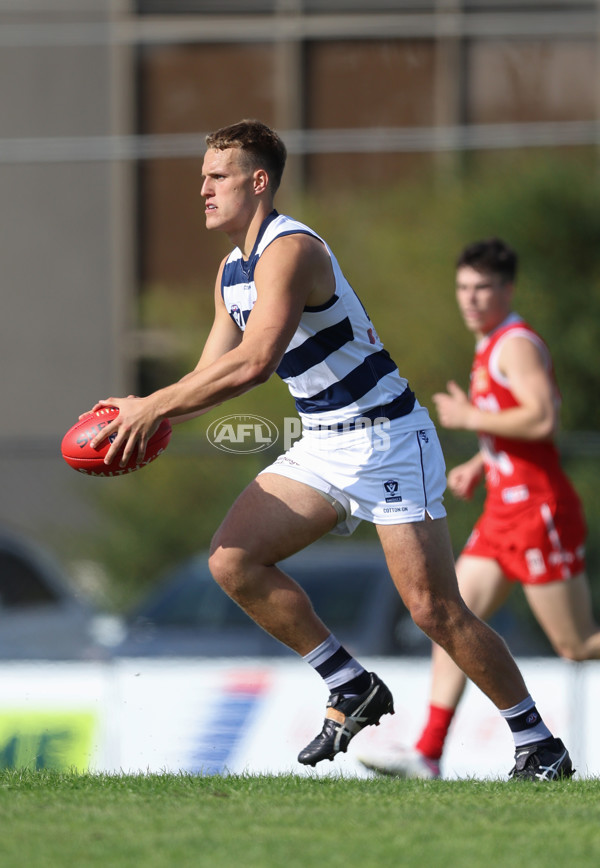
[
  {"left": 470, "top": 314, "right": 569, "bottom": 511},
  {"left": 465, "top": 314, "right": 586, "bottom": 582}
]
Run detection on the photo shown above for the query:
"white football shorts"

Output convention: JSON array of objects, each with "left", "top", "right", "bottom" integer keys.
[{"left": 259, "top": 406, "right": 447, "bottom": 536}]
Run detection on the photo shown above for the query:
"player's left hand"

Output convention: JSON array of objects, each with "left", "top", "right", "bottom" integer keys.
[
  {"left": 447, "top": 456, "right": 484, "bottom": 500},
  {"left": 432, "top": 380, "right": 474, "bottom": 430},
  {"left": 89, "top": 396, "right": 162, "bottom": 467}
]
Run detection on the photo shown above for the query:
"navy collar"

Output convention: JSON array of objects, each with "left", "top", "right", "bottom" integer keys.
[{"left": 239, "top": 210, "right": 279, "bottom": 279}]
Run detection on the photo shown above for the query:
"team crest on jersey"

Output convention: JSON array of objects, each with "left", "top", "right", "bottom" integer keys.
[
  {"left": 383, "top": 479, "right": 403, "bottom": 503},
  {"left": 471, "top": 365, "right": 490, "bottom": 395},
  {"left": 229, "top": 304, "right": 244, "bottom": 329}
]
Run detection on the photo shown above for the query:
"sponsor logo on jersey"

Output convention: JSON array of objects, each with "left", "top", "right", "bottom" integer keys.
[{"left": 501, "top": 485, "right": 529, "bottom": 504}]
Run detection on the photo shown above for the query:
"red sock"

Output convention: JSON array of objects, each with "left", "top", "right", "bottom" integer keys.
[{"left": 415, "top": 704, "right": 456, "bottom": 760}]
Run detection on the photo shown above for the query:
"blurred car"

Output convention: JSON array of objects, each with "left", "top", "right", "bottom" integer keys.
[
  {"left": 113, "top": 542, "right": 431, "bottom": 658},
  {"left": 0, "top": 527, "right": 117, "bottom": 660},
  {"left": 113, "top": 539, "right": 554, "bottom": 660}
]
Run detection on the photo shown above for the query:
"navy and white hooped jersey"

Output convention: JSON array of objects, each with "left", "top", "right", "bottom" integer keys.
[{"left": 221, "top": 210, "right": 415, "bottom": 430}]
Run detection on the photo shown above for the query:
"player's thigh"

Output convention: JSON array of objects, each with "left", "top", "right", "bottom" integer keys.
[
  {"left": 455, "top": 554, "right": 512, "bottom": 620},
  {"left": 524, "top": 572, "right": 598, "bottom": 648},
  {"left": 376, "top": 516, "right": 460, "bottom": 611},
  {"left": 210, "top": 471, "right": 339, "bottom": 565}
]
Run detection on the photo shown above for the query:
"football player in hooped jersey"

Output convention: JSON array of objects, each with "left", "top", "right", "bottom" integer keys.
[
  {"left": 360, "top": 237, "right": 598, "bottom": 781},
  {"left": 88, "top": 124, "right": 571, "bottom": 778}
]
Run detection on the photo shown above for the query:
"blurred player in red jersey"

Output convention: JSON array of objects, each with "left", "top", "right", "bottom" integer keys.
[{"left": 359, "top": 237, "right": 600, "bottom": 779}]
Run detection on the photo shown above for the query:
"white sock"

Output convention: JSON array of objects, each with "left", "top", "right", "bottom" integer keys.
[
  {"left": 500, "top": 696, "right": 552, "bottom": 748},
  {"left": 303, "top": 634, "right": 368, "bottom": 695}
]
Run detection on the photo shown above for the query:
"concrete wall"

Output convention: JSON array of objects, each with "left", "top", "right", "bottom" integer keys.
[{"left": 0, "top": 1, "right": 134, "bottom": 535}]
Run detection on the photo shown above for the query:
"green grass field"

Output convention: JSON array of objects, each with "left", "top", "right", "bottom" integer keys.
[{"left": 1, "top": 771, "right": 599, "bottom": 868}]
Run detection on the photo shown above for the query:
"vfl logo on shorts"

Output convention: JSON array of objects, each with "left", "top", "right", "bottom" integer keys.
[{"left": 383, "top": 479, "right": 403, "bottom": 503}]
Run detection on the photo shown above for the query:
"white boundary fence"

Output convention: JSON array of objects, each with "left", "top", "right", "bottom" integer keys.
[{"left": 0, "top": 657, "right": 597, "bottom": 779}]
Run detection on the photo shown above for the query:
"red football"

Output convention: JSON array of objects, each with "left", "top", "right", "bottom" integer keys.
[{"left": 61, "top": 406, "right": 172, "bottom": 476}]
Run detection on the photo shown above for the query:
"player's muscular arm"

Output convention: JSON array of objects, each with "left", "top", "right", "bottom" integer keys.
[
  {"left": 460, "top": 336, "right": 557, "bottom": 441},
  {"left": 93, "top": 235, "right": 329, "bottom": 464},
  {"left": 118, "top": 235, "right": 326, "bottom": 414},
  {"left": 149, "top": 234, "right": 328, "bottom": 416},
  {"left": 169, "top": 260, "right": 243, "bottom": 424}
]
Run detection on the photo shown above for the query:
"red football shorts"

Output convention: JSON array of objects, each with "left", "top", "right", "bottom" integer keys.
[{"left": 461, "top": 497, "right": 587, "bottom": 585}]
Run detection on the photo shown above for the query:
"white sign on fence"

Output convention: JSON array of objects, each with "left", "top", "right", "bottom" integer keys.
[{"left": 0, "top": 658, "right": 597, "bottom": 779}]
